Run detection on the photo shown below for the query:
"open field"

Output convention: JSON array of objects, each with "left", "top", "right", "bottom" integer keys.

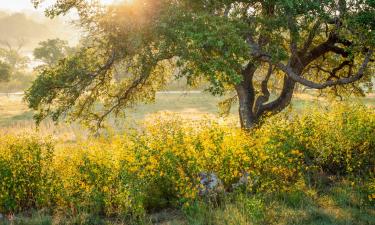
[{"left": 1, "top": 91, "right": 374, "bottom": 129}]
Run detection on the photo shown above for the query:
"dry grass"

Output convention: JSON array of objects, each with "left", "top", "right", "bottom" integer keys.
[{"left": 1, "top": 92, "right": 374, "bottom": 129}]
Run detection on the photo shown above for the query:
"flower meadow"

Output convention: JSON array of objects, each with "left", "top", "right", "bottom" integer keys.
[{"left": 0, "top": 103, "right": 374, "bottom": 224}]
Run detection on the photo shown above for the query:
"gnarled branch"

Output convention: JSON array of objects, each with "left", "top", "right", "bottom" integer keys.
[
  {"left": 254, "top": 63, "right": 272, "bottom": 115},
  {"left": 274, "top": 50, "right": 373, "bottom": 89}
]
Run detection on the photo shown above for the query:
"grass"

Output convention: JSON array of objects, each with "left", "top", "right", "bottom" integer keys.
[
  {"left": 0, "top": 93, "right": 227, "bottom": 127},
  {"left": 0, "top": 95, "right": 33, "bottom": 127},
  {"left": 0, "top": 91, "right": 373, "bottom": 143},
  {"left": 181, "top": 181, "right": 375, "bottom": 225},
  {"left": 1, "top": 92, "right": 374, "bottom": 130},
  {"left": 0, "top": 181, "right": 373, "bottom": 225}
]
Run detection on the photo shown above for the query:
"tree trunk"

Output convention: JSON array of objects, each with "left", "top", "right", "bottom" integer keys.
[
  {"left": 236, "top": 63, "right": 257, "bottom": 129},
  {"left": 236, "top": 84, "right": 257, "bottom": 129}
]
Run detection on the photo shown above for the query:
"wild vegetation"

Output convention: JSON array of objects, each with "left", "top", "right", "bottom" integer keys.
[{"left": 0, "top": 103, "right": 374, "bottom": 224}]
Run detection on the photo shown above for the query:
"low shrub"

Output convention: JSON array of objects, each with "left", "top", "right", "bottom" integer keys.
[
  {"left": 260, "top": 103, "right": 375, "bottom": 177},
  {"left": 0, "top": 135, "right": 55, "bottom": 213},
  {"left": 52, "top": 142, "right": 145, "bottom": 218}
]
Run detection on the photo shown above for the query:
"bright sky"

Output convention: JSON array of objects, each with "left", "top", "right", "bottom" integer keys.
[
  {"left": 0, "top": 0, "right": 84, "bottom": 55},
  {"left": 0, "top": 0, "right": 39, "bottom": 12},
  {"left": 0, "top": 0, "right": 120, "bottom": 12}
]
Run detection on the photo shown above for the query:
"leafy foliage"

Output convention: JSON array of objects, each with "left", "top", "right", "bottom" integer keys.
[
  {"left": 0, "top": 43, "right": 29, "bottom": 72},
  {"left": 26, "top": 0, "right": 375, "bottom": 129},
  {"left": 0, "top": 42, "right": 32, "bottom": 91},
  {"left": 0, "top": 61, "right": 10, "bottom": 82},
  {"left": 33, "top": 39, "right": 74, "bottom": 66}
]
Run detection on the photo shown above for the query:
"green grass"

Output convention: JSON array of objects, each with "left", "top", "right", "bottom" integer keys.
[
  {"left": 1, "top": 181, "right": 373, "bottom": 225},
  {"left": 0, "top": 96, "right": 33, "bottom": 127},
  {"left": 181, "top": 181, "right": 375, "bottom": 225}
]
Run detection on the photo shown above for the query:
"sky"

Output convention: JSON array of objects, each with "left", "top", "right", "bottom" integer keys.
[
  {"left": 0, "top": 0, "right": 120, "bottom": 52},
  {"left": 0, "top": 0, "right": 81, "bottom": 62},
  {"left": 0, "top": 0, "right": 42, "bottom": 12},
  {"left": 0, "top": 0, "right": 117, "bottom": 12}
]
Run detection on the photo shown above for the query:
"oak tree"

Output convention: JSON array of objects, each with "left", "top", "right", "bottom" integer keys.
[{"left": 26, "top": 0, "right": 375, "bottom": 129}]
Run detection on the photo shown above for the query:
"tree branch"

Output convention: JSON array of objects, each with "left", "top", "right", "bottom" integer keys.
[
  {"left": 257, "top": 75, "right": 295, "bottom": 116},
  {"left": 274, "top": 50, "right": 373, "bottom": 89},
  {"left": 300, "top": 20, "right": 322, "bottom": 54},
  {"left": 302, "top": 34, "right": 341, "bottom": 64},
  {"left": 254, "top": 63, "right": 272, "bottom": 115}
]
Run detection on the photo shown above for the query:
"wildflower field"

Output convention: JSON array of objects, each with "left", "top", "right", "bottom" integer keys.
[{"left": 0, "top": 102, "right": 374, "bottom": 225}]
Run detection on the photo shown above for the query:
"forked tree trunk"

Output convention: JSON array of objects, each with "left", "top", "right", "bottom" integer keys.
[
  {"left": 235, "top": 62, "right": 299, "bottom": 130},
  {"left": 235, "top": 63, "right": 258, "bottom": 130}
]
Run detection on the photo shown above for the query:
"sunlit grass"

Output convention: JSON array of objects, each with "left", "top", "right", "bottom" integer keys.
[{"left": 1, "top": 92, "right": 374, "bottom": 131}]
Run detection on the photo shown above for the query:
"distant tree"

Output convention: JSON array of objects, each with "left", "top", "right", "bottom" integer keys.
[
  {"left": 26, "top": 0, "right": 374, "bottom": 130},
  {"left": 0, "top": 40, "right": 29, "bottom": 70},
  {"left": 0, "top": 60, "right": 10, "bottom": 82},
  {"left": 0, "top": 40, "right": 29, "bottom": 82},
  {"left": 33, "top": 39, "right": 73, "bottom": 65}
]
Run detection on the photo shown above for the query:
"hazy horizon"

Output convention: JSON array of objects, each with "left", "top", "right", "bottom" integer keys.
[{"left": 0, "top": 0, "right": 80, "bottom": 55}]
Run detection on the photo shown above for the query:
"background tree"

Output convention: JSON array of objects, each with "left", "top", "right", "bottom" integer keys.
[
  {"left": 26, "top": 0, "right": 375, "bottom": 130},
  {"left": 0, "top": 40, "right": 29, "bottom": 71},
  {"left": 0, "top": 40, "right": 29, "bottom": 82},
  {"left": 33, "top": 38, "right": 74, "bottom": 65},
  {"left": 0, "top": 61, "right": 10, "bottom": 82},
  {"left": 0, "top": 40, "right": 33, "bottom": 92}
]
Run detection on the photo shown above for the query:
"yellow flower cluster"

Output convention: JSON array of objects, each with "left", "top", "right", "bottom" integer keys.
[
  {"left": 0, "top": 102, "right": 374, "bottom": 216},
  {"left": 0, "top": 135, "right": 55, "bottom": 213}
]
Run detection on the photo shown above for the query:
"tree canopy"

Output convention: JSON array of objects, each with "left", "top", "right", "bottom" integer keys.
[
  {"left": 0, "top": 41, "right": 29, "bottom": 71},
  {"left": 26, "top": 0, "right": 375, "bottom": 130},
  {"left": 33, "top": 39, "right": 74, "bottom": 66}
]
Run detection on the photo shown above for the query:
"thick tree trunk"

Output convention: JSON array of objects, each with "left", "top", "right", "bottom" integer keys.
[
  {"left": 236, "top": 61, "right": 301, "bottom": 130},
  {"left": 236, "top": 84, "right": 257, "bottom": 129},
  {"left": 236, "top": 63, "right": 258, "bottom": 129}
]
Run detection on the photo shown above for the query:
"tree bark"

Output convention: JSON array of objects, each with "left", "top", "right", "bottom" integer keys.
[
  {"left": 236, "top": 60, "right": 300, "bottom": 130},
  {"left": 235, "top": 63, "right": 258, "bottom": 129},
  {"left": 236, "top": 84, "right": 257, "bottom": 129}
]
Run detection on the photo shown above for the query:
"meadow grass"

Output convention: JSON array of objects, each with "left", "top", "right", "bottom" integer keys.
[
  {"left": 1, "top": 92, "right": 374, "bottom": 130},
  {"left": 1, "top": 181, "right": 374, "bottom": 225}
]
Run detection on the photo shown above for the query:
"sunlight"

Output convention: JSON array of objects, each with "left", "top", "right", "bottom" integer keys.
[
  {"left": 100, "top": 0, "right": 114, "bottom": 4},
  {"left": 99, "top": 0, "right": 134, "bottom": 5}
]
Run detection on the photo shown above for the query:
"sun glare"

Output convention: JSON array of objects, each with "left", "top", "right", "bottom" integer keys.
[
  {"left": 100, "top": 0, "right": 114, "bottom": 5},
  {"left": 100, "top": 0, "right": 134, "bottom": 5}
]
